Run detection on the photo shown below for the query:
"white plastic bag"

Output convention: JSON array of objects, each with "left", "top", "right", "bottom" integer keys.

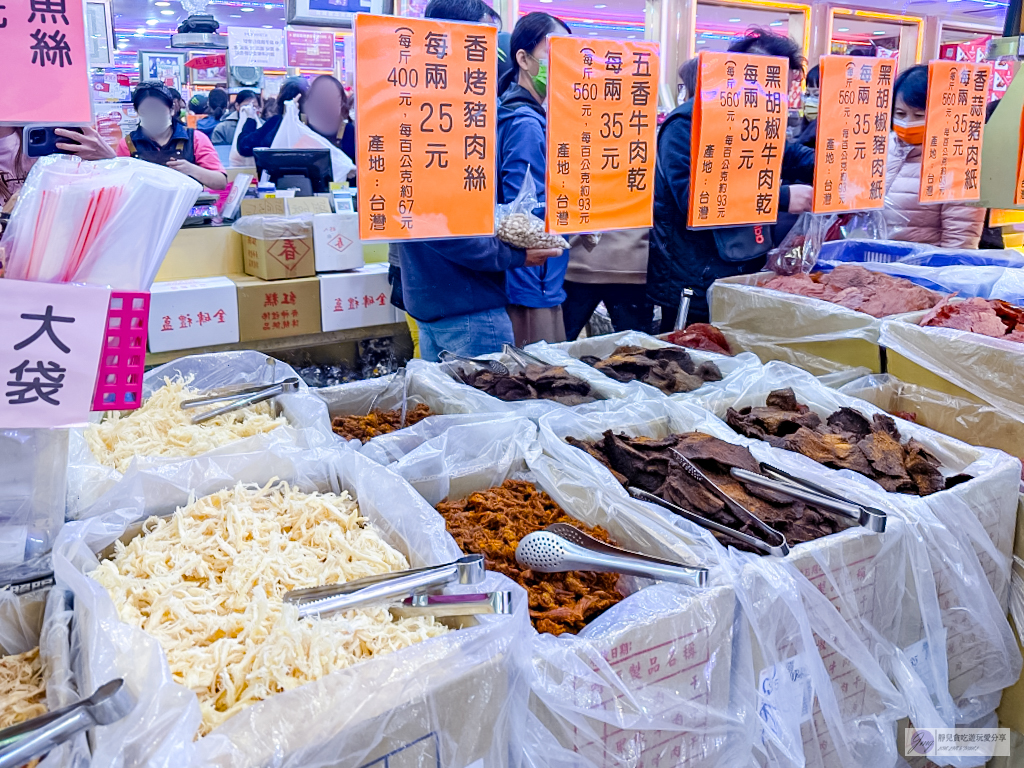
[
  {"left": 271, "top": 97, "right": 355, "bottom": 185},
  {"left": 528, "top": 330, "right": 762, "bottom": 404},
  {"left": 0, "top": 586, "right": 90, "bottom": 768},
  {"left": 52, "top": 444, "right": 531, "bottom": 768},
  {"left": 495, "top": 165, "right": 569, "bottom": 250},
  {"left": 231, "top": 212, "right": 313, "bottom": 239},
  {"left": 698, "top": 361, "right": 1022, "bottom": 732},
  {"left": 315, "top": 369, "right": 520, "bottom": 464},
  {"left": 536, "top": 397, "right": 910, "bottom": 768},
  {"left": 388, "top": 416, "right": 755, "bottom": 768},
  {"left": 67, "top": 351, "right": 334, "bottom": 520},
  {"left": 228, "top": 104, "right": 260, "bottom": 169},
  {"left": 765, "top": 213, "right": 838, "bottom": 275}
]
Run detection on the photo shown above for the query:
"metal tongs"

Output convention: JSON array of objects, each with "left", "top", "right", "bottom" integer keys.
[
  {"left": 516, "top": 523, "right": 707, "bottom": 587},
  {"left": 0, "top": 679, "right": 135, "bottom": 768},
  {"left": 283, "top": 555, "right": 511, "bottom": 620},
  {"left": 180, "top": 377, "right": 300, "bottom": 424},
  {"left": 731, "top": 463, "right": 887, "bottom": 533},
  {"left": 502, "top": 344, "right": 550, "bottom": 369},
  {"left": 628, "top": 450, "right": 791, "bottom": 557},
  {"left": 439, "top": 350, "right": 510, "bottom": 378},
  {"left": 365, "top": 367, "right": 410, "bottom": 428}
]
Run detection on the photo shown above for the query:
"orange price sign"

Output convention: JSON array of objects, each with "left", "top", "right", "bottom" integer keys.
[
  {"left": 920, "top": 60, "right": 991, "bottom": 204},
  {"left": 545, "top": 37, "right": 659, "bottom": 233},
  {"left": 812, "top": 56, "right": 896, "bottom": 214},
  {"left": 354, "top": 14, "right": 497, "bottom": 241},
  {"left": 689, "top": 51, "right": 789, "bottom": 228}
]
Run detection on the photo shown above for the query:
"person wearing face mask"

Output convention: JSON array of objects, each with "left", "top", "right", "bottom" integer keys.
[
  {"left": 496, "top": 11, "right": 573, "bottom": 346},
  {"left": 883, "top": 64, "right": 984, "bottom": 248},
  {"left": 676, "top": 57, "right": 697, "bottom": 107},
  {"left": 114, "top": 82, "right": 227, "bottom": 190},
  {"left": 236, "top": 76, "right": 355, "bottom": 178},
  {"left": 797, "top": 64, "right": 819, "bottom": 148},
  {"left": 211, "top": 90, "right": 260, "bottom": 146}
]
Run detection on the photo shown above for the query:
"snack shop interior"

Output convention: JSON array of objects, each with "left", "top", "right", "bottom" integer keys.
[{"left": 6, "top": 0, "right": 1024, "bottom": 762}]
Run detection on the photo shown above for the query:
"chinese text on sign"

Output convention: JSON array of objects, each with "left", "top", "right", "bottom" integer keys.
[
  {"left": 689, "top": 51, "right": 789, "bottom": 228},
  {"left": 545, "top": 37, "right": 659, "bottom": 233},
  {"left": 1, "top": 0, "right": 92, "bottom": 123},
  {"left": 921, "top": 60, "right": 990, "bottom": 204},
  {"left": 354, "top": 14, "right": 496, "bottom": 240},
  {"left": 812, "top": 56, "right": 895, "bottom": 214}
]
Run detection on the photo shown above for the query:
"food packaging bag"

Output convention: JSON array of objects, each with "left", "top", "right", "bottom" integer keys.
[
  {"left": 709, "top": 272, "right": 924, "bottom": 375},
  {"left": 52, "top": 444, "right": 530, "bottom": 768},
  {"left": 271, "top": 97, "right": 355, "bottom": 185},
  {"left": 387, "top": 416, "right": 754, "bottom": 768},
  {"left": 765, "top": 212, "right": 839, "bottom": 276},
  {"left": 405, "top": 354, "right": 652, "bottom": 424},
  {"left": 0, "top": 586, "right": 90, "bottom": 768},
  {"left": 537, "top": 398, "right": 914, "bottom": 768},
  {"left": 526, "top": 330, "right": 761, "bottom": 403},
  {"left": 66, "top": 351, "right": 334, "bottom": 520},
  {"left": 879, "top": 313, "right": 1024, "bottom": 424},
  {"left": 228, "top": 104, "right": 260, "bottom": 169},
  {"left": 836, "top": 373, "right": 1024, "bottom": 475},
  {"left": 315, "top": 368, "right": 520, "bottom": 465},
  {"left": 0, "top": 427, "right": 68, "bottom": 568},
  {"left": 699, "top": 362, "right": 1022, "bottom": 730}
]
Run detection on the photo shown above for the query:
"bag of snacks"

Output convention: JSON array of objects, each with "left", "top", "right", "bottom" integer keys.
[
  {"left": 52, "top": 445, "right": 531, "bottom": 768},
  {"left": 495, "top": 166, "right": 570, "bottom": 251},
  {"left": 765, "top": 213, "right": 838, "bottom": 276},
  {"left": 67, "top": 351, "right": 334, "bottom": 520}
]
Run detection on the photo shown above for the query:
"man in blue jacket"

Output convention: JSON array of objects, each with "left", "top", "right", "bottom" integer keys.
[{"left": 400, "top": 0, "right": 561, "bottom": 362}]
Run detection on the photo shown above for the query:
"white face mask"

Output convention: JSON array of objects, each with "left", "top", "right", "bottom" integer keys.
[{"left": 140, "top": 110, "right": 172, "bottom": 135}]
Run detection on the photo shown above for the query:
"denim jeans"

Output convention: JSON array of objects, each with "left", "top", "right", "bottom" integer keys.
[
  {"left": 417, "top": 307, "right": 514, "bottom": 362},
  {"left": 561, "top": 281, "right": 654, "bottom": 341}
]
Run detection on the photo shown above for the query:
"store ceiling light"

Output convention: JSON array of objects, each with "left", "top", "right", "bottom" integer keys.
[
  {"left": 146, "top": 18, "right": 157, "bottom": 24},
  {"left": 262, "top": 23, "right": 272, "bottom": 27},
  {"left": 230, "top": 13, "right": 241, "bottom": 16},
  {"left": 135, "top": 26, "right": 146, "bottom": 32},
  {"left": 837, "top": 26, "right": 849, "bottom": 31},
  {"left": 872, "top": 29, "right": 886, "bottom": 34},
  {"left": 154, "top": 1, "right": 170, "bottom": 5},
  {"left": 729, "top": 17, "right": 741, "bottom": 21},
  {"left": 160, "top": 9, "right": 174, "bottom": 13},
  {"left": 263, "top": 3, "right": 274, "bottom": 8},
  {"left": 769, "top": 20, "right": 784, "bottom": 26},
  {"left": 241, "top": 6, "right": 255, "bottom": 10},
  {"left": 697, "top": 39, "right": 705, "bottom": 44}
]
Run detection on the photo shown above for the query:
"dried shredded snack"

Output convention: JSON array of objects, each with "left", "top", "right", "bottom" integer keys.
[
  {"left": 91, "top": 481, "right": 449, "bottom": 735},
  {"left": 437, "top": 479, "right": 623, "bottom": 636},
  {"left": 85, "top": 378, "right": 288, "bottom": 473},
  {"left": 332, "top": 404, "right": 434, "bottom": 443},
  {"left": 0, "top": 646, "right": 47, "bottom": 730}
]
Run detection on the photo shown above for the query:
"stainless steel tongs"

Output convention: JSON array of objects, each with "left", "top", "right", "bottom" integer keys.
[
  {"left": 0, "top": 679, "right": 135, "bottom": 768},
  {"left": 283, "top": 555, "right": 511, "bottom": 619},
  {"left": 627, "top": 450, "right": 791, "bottom": 557},
  {"left": 502, "top": 344, "right": 550, "bottom": 369},
  {"left": 731, "top": 463, "right": 887, "bottom": 533},
  {"left": 180, "top": 377, "right": 300, "bottom": 424},
  {"left": 516, "top": 523, "right": 707, "bottom": 587}
]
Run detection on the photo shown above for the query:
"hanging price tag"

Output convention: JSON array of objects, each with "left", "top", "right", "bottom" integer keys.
[
  {"left": 920, "top": 60, "right": 991, "bottom": 204},
  {"left": 545, "top": 37, "right": 659, "bottom": 233},
  {"left": 812, "top": 56, "right": 896, "bottom": 213},
  {"left": 354, "top": 14, "right": 497, "bottom": 241},
  {"left": 689, "top": 51, "right": 789, "bottom": 228}
]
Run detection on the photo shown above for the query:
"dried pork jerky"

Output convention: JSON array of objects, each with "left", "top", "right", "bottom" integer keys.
[
  {"left": 584, "top": 345, "right": 723, "bottom": 395},
  {"left": 726, "top": 388, "right": 960, "bottom": 496},
  {"left": 331, "top": 404, "right": 434, "bottom": 443},
  {"left": 436, "top": 479, "right": 624, "bottom": 635},
  {"left": 462, "top": 365, "right": 597, "bottom": 406}
]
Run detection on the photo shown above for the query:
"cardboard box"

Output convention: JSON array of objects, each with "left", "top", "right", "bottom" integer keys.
[
  {"left": 156, "top": 227, "right": 243, "bottom": 282},
  {"left": 313, "top": 212, "right": 365, "bottom": 272},
  {"left": 240, "top": 197, "right": 332, "bottom": 217},
  {"left": 242, "top": 232, "right": 316, "bottom": 281},
  {"left": 148, "top": 277, "right": 240, "bottom": 353},
  {"left": 231, "top": 274, "right": 321, "bottom": 341},
  {"left": 319, "top": 264, "right": 395, "bottom": 332}
]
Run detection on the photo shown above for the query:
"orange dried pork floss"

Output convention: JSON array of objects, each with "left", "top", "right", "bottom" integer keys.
[{"left": 436, "top": 479, "right": 625, "bottom": 635}]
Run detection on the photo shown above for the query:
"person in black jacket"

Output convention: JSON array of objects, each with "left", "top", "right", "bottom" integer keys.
[
  {"left": 236, "top": 76, "right": 357, "bottom": 170},
  {"left": 649, "top": 28, "right": 815, "bottom": 330},
  {"left": 796, "top": 64, "right": 819, "bottom": 149}
]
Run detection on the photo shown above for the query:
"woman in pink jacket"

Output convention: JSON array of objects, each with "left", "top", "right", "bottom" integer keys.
[{"left": 883, "top": 64, "right": 985, "bottom": 248}]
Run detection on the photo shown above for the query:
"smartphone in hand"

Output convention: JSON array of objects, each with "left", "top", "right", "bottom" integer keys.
[{"left": 23, "top": 125, "right": 84, "bottom": 157}]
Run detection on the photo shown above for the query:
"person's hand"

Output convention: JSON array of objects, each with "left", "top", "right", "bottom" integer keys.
[
  {"left": 55, "top": 126, "right": 116, "bottom": 160},
  {"left": 166, "top": 158, "right": 202, "bottom": 178},
  {"left": 524, "top": 247, "right": 561, "bottom": 267},
  {"left": 787, "top": 184, "right": 813, "bottom": 214}
]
